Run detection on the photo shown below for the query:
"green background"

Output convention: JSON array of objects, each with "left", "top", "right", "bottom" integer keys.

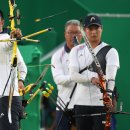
[{"left": 1, "top": 0, "right": 130, "bottom": 130}]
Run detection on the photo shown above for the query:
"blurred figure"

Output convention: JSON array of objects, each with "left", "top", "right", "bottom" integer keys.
[
  {"left": 51, "top": 19, "right": 82, "bottom": 130},
  {"left": 0, "top": 9, "right": 27, "bottom": 130},
  {"left": 41, "top": 97, "right": 56, "bottom": 130}
]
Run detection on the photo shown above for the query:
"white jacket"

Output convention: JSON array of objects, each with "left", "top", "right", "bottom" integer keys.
[
  {"left": 69, "top": 42, "right": 120, "bottom": 106},
  {"left": 51, "top": 46, "right": 75, "bottom": 109},
  {"left": 0, "top": 33, "right": 27, "bottom": 96}
]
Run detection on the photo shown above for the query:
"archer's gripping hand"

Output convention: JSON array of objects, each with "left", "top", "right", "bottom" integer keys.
[
  {"left": 91, "top": 77, "right": 113, "bottom": 111},
  {"left": 10, "top": 28, "right": 22, "bottom": 39},
  {"left": 103, "top": 94, "right": 113, "bottom": 112},
  {"left": 18, "top": 80, "right": 25, "bottom": 89}
]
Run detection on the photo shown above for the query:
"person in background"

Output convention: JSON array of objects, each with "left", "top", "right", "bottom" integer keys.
[{"left": 51, "top": 19, "right": 82, "bottom": 130}]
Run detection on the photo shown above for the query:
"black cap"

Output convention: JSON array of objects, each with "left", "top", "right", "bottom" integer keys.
[
  {"left": 84, "top": 15, "right": 102, "bottom": 28},
  {"left": 0, "top": 10, "right": 4, "bottom": 19}
]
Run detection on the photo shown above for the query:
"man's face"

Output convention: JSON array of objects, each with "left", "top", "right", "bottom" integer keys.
[
  {"left": 65, "top": 24, "right": 82, "bottom": 49},
  {"left": 84, "top": 25, "right": 102, "bottom": 43}
]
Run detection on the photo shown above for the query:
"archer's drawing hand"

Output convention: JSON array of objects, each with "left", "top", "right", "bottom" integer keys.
[{"left": 10, "top": 28, "right": 22, "bottom": 39}]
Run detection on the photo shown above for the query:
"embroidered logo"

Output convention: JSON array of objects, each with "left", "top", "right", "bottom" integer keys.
[
  {"left": 90, "top": 17, "right": 95, "bottom": 22},
  {"left": 0, "top": 113, "right": 4, "bottom": 118}
]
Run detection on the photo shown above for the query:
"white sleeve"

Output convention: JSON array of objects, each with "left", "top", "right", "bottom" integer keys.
[
  {"left": 105, "top": 48, "right": 120, "bottom": 93},
  {"left": 51, "top": 52, "right": 71, "bottom": 85},
  {"left": 69, "top": 47, "right": 98, "bottom": 83},
  {"left": 1, "top": 34, "right": 13, "bottom": 50},
  {"left": 17, "top": 49, "right": 27, "bottom": 81},
  {"left": 106, "top": 48, "right": 120, "bottom": 68},
  {"left": 106, "top": 65, "right": 118, "bottom": 93},
  {"left": 70, "top": 66, "right": 98, "bottom": 83}
]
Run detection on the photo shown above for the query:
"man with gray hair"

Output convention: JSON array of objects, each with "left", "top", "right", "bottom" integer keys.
[{"left": 51, "top": 19, "right": 82, "bottom": 130}]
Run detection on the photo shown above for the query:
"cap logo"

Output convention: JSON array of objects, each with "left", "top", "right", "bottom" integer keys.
[{"left": 90, "top": 17, "right": 95, "bottom": 22}]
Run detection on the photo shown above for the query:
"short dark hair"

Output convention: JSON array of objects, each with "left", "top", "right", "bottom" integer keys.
[{"left": 0, "top": 10, "right": 4, "bottom": 19}]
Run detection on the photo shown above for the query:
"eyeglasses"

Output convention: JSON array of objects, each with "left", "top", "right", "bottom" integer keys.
[{"left": 66, "top": 31, "right": 81, "bottom": 36}]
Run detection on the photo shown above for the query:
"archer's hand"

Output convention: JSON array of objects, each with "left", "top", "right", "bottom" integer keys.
[
  {"left": 91, "top": 77, "right": 101, "bottom": 88},
  {"left": 10, "top": 28, "right": 22, "bottom": 39},
  {"left": 18, "top": 80, "right": 24, "bottom": 90},
  {"left": 104, "top": 96, "right": 113, "bottom": 111}
]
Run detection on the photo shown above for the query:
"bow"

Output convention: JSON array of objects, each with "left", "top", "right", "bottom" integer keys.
[
  {"left": 19, "top": 64, "right": 55, "bottom": 119},
  {"left": 19, "top": 64, "right": 54, "bottom": 119},
  {"left": 7, "top": 0, "right": 19, "bottom": 124},
  {"left": 8, "top": 0, "right": 17, "bottom": 66},
  {"left": 73, "top": 101, "right": 130, "bottom": 124},
  {"left": 19, "top": 64, "right": 54, "bottom": 96},
  {"left": 22, "top": 81, "right": 47, "bottom": 108},
  {"left": 80, "top": 21, "right": 111, "bottom": 130}
]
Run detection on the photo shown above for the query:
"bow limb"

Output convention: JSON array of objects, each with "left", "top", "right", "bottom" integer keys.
[
  {"left": 8, "top": 0, "right": 18, "bottom": 124},
  {"left": 19, "top": 64, "right": 54, "bottom": 96},
  {"left": 9, "top": 0, "right": 18, "bottom": 66}
]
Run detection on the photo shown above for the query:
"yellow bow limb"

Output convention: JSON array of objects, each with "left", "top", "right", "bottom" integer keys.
[{"left": 19, "top": 83, "right": 34, "bottom": 96}]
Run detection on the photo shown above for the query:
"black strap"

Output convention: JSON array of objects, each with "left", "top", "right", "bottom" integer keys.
[
  {"left": 89, "top": 45, "right": 112, "bottom": 75},
  {"left": 69, "top": 66, "right": 88, "bottom": 99}
]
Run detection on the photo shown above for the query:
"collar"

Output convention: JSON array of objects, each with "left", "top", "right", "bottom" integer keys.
[
  {"left": 64, "top": 43, "right": 71, "bottom": 53},
  {"left": 99, "top": 41, "right": 102, "bottom": 45}
]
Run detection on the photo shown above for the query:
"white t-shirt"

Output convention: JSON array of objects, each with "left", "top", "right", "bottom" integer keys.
[
  {"left": 0, "top": 33, "right": 27, "bottom": 96},
  {"left": 69, "top": 42, "right": 120, "bottom": 106},
  {"left": 51, "top": 46, "right": 76, "bottom": 109}
]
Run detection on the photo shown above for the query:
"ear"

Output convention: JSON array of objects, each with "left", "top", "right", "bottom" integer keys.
[{"left": 1, "top": 19, "right": 4, "bottom": 26}]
